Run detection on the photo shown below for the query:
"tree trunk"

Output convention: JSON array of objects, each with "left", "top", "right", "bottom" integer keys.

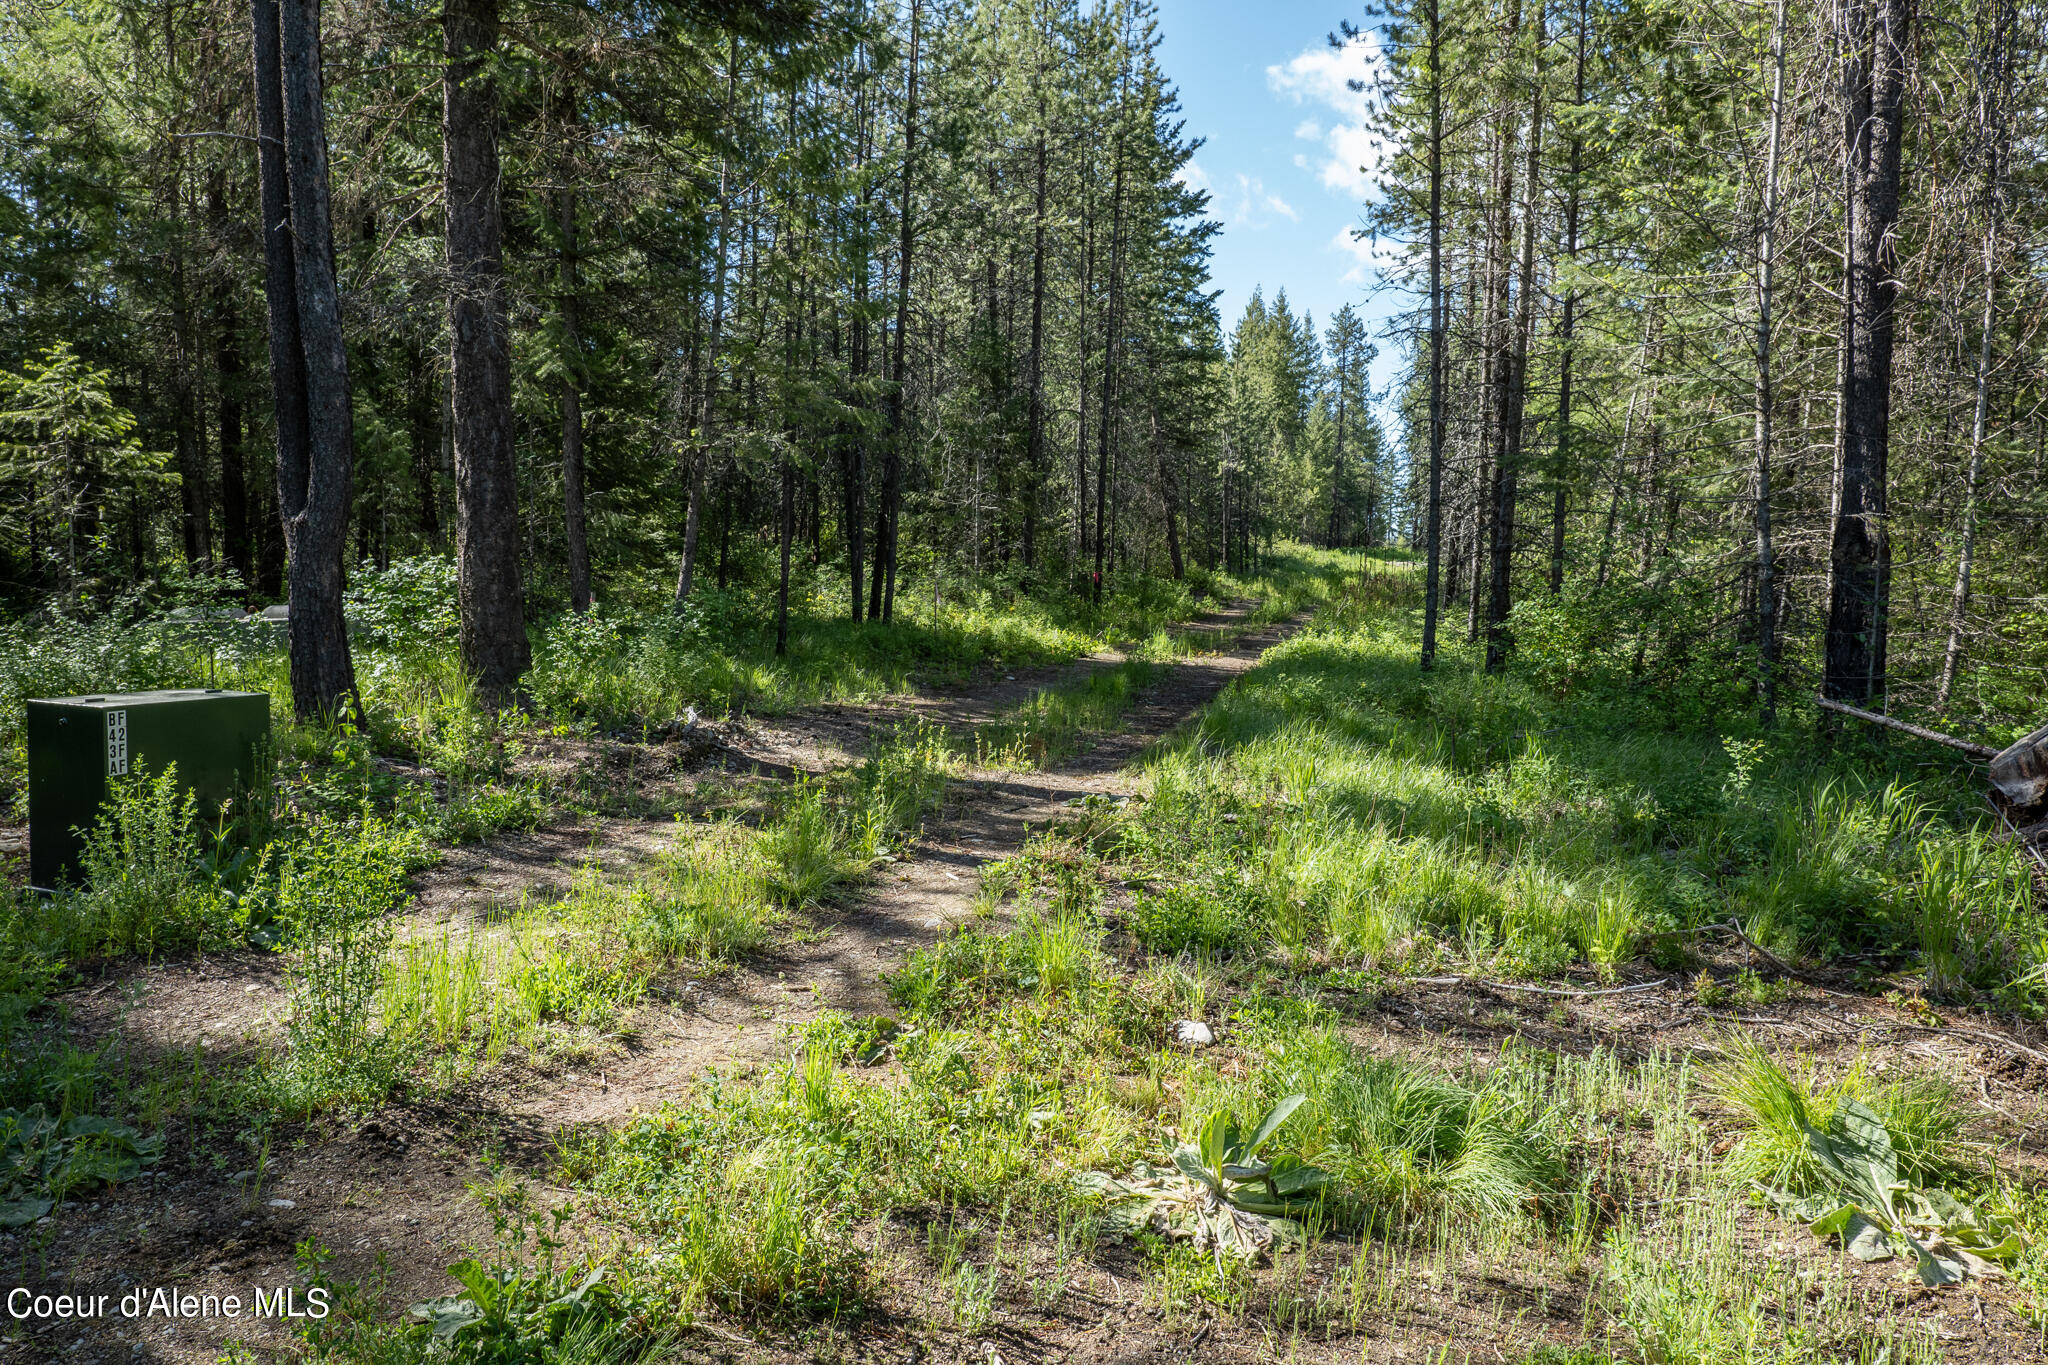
[
  {"left": 254, "top": 0, "right": 359, "bottom": 721},
  {"left": 1471, "top": 77, "right": 1512, "bottom": 648},
  {"left": 872, "top": 0, "right": 919, "bottom": 623},
  {"left": 1549, "top": 0, "right": 1586, "bottom": 597},
  {"left": 1823, "top": 0, "right": 1911, "bottom": 708},
  {"left": 1937, "top": 0, "right": 2011, "bottom": 713},
  {"left": 445, "top": 0, "right": 530, "bottom": 698},
  {"left": 407, "top": 346, "right": 443, "bottom": 545},
  {"left": 775, "top": 457, "right": 794, "bottom": 655},
  {"left": 1486, "top": 29, "right": 1541, "bottom": 674},
  {"left": 1327, "top": 336, "right": 1347, "bottom": 549},
  {"left": 1023, "top": 100, "right": 1048, "bottom": 573},
  {"left": 1751, "top": 0, "right": 1787, "bottom": 722},
  {"left": 1093, "top": 114, "right": 1125, "bottom": 607},
  {"left": 559, "top": 183, "right": 591, "bottom": 613},
  {"left": 678, "top": 39, "right": 739, "bottom": 610},
  {"left": 1419, "top": 0, "right": 1446, "bottom": 672}
]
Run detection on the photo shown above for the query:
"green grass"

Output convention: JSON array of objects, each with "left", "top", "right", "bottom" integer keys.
[
  {"left": 1100, "top": 561, "right": 2048, "bottom": 996},
  {"left": 522, "top": 550, "right": 1362, "bottom": 725},
  {"left": 8, "top": 547, "right": 2043, "bottom": 1361},
  {"left": 1709, "top": 1030, "right": 1969, "bottom": 1194}
]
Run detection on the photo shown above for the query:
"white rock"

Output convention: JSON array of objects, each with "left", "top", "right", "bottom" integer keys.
[
  {"left": 268, "top": 1198, "right": 296, "bottom": 1209},
  {"left": 1173, "top": 1020, "right": 1215, "bottom": 1046}
]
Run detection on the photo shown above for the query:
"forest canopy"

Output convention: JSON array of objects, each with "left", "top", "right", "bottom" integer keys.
[
  {"left": 0, "top": 0, "right": 2041, "bottom": 743},
  {"left": 0, "top": 0, "right": 1391, "bottom": 720}
]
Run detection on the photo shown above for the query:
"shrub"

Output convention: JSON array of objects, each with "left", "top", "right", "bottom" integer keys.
[
  {"left": 270, "top": 817, "right": 418, "bottom": 1110},
  {"left": 75, "top": 765, "right": 236, "bottom": 953},
  {"left": 345, "top": 556, "right": 460, "bottom": 658}
]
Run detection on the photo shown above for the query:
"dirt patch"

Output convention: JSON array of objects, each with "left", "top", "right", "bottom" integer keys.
[
  {"left": 490, "top": 610, "right": 1308, "bottom": 1126},
  {"left": 4, "top": 608, "right": 1304, "bottom": 1365}
]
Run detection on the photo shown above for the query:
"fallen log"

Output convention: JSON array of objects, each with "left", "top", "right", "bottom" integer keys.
[
  {"left": 1813, "top": 696, "right": 2000, "bottom": 759},
  {"left": 1815, "top": 696, "right": 2048, "bottom": 811},
  {"left": 1989, "top": 720, "right": 2048, "bottom": 808}
]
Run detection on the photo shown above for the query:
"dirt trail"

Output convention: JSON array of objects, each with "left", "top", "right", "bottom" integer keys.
[
  {"left": 9, "top": 600, "right": 1309, "bottom": 1365},
  {"left": 498, "top": 605, "right": 1309, "bottom": 1125}
]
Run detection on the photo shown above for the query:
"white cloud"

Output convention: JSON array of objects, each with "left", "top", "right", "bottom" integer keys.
[
  {"left": 1177, "top": 158, "right": 1212, "bottom": 194},
  {"left": 1267, "top": 32, "right": 1386, "bottom": 200},
  {"left": 1331, "top": 224, "right": 1402, "bottom": 286},
  {"left": 1246, "top": 174, "right": 1300, "bottom": 223},
  {"left": 1204, "top": 171, "right": 1298, "bottom": 229}
]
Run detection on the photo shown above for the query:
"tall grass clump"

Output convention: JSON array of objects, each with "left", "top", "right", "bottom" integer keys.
[
  {"left": 640, "top": 822, "right": 776, "bottom": 960},
  {"left": 1241, "top": 1028, "right": 1560, "bottom": 1234},
  {"left": 1909, "top": 836, "right": 2043, "bottom": 1002},
  {"left": 759, "top": 780, "right": 858, "bottom": 908},
  {"left": 1708, "top": 1032, "right": 1967, "bottom": 1193},
  {"left": 852, "top": 721, "right": 951, "bottom": 848}
]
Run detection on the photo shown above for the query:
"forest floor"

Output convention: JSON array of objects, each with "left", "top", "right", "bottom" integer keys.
[
  {"left": 9, "top": 576, "right": 2048, "bottom": 1365},
  {"left": 4, "top": 600, "right": 1310, "bottom": 1365}
]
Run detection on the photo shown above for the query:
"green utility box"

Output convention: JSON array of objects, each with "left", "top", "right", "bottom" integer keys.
[{"left": 27, "top": 689, "right": 270, "bottom": 890}]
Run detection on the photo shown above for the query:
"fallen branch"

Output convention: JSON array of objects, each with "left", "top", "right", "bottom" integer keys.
[
  {"left": 1405, "top": 975, "right": 1669, "bottom": 998},
  {"left": 1718, "top": 916, "right": 1859, "bottom": 998},
  {"left": 1878, "top": 1020, "right": 2048, "bottom": 1068},
  {"left": 1484, "top": 978, "right": 1669, "bottom": 998},
  {"left": 1813, "top": 696, "right": 1999, "bottom": 760}
]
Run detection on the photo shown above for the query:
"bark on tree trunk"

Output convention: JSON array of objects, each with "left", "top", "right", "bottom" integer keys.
[
  {"left": 253, "top": 0, "right": 359, "bottom": 721},
  {"left": 1823, "top": 0, "right": 1911, "bottom": 708},
  {"left": 1327, "top": 336, "right": 1348, "bottom": 549},
  {"left": 1154, "top": 411, "right": 1184, "bottom": 581},
  {"left": 873, "top": 0, "right": 919, "bottom": 624},
  {"left": 1486, "top": 28, "right": 1541, "bottom": 674},
  {"left": 678, "top": 42, "right": 738, "bottom": 610},
  {"left": 1936, "top": 0, "right": 2011, "bottom": 713},
  {"left": 1549, "top": 0, "right": 1587, "bottom": 597},
  {"left": 1752, "top": 0, "right": 1788, "bottom": 722},
  {"left": 1093, "top": 116, "right": 1124, "bottom": 608},
  {"left": 205, "top": 172, "right": 250, "bottom": 589},
  {"left": 559, "top": 183, "right": 591, "bottom": 613},
  {"left": 775, "top": 458, "right": 794, "bottom": 655},
  {"left": 446, "top": 0, "right": 531, "bottom": 698},
  {"left": 1024, "top": 103, "right": 1048, "bottom": 573},
  {"left": 1419, "top": 0, "right": 1446, "bottom": 672},
  {"left": 214, "top": 302, "right": 250, "bottom": 591},
  {"left": 407, "top": 346, "right": 443, "bottom": 545}
]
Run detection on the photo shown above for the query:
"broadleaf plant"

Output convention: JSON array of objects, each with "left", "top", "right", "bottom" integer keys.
[
  {"left": 1763, "top": 1098, "right": 2022, "bottom": 1286},
  {"left": 1075, "top": 1094, "right": 1332, "bottom": 1263}
]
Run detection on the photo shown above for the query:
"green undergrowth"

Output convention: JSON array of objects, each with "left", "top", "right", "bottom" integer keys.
[
  {"left": 523, "top": 548, "right": 1360, "bottom": 725},
  {"left": 1104, "top": 562, "right": 2046, "bottom": 1001},
  {"left": 281, "top": 561, "right": 2044, "bottom": 1360},
  {"left": 431, "top": 860, "right": 1998, "bottom": 1359}
]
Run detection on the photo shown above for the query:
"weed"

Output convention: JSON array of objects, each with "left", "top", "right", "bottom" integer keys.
[
  {"left": 74, "top": 765, "right": 237, "bottom": 952},
  {"left": 1710, "top": 1033, "right": 1966, "bottom": 1194},
  {"left": 265, "top": 817, "right": 418, "bottom": 1113},
  {"left": 760, "top": 780, "right": 857, "bottom": 908}
]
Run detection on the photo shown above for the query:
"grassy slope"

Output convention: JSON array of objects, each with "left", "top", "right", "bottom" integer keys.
[{"left": 300, "top": 557, "right": 2046, "bottom": 1364}]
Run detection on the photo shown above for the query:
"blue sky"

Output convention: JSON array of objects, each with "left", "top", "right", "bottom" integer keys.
[{"left": 1151, "top": 0, "right": 1408, "bottom": 404}]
